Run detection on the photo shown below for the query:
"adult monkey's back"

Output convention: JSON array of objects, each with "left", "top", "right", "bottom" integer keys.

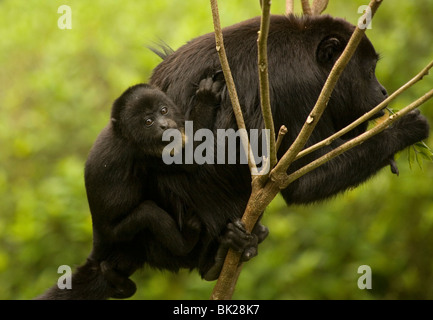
[{"left": 149, "top": 15, "right": 429, "bottom": 277}]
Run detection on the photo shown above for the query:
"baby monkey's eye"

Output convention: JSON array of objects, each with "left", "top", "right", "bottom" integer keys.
[
  {"left": 160, "top": 106, "right": 168, "bottom": 115},
  {"left": 144, "top": 118, "right": 154, "bottom": 127}
]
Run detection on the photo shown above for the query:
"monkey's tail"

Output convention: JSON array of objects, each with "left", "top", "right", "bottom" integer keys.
[{"left": 34, "top": 258, "right": 136, "bottom": 300}]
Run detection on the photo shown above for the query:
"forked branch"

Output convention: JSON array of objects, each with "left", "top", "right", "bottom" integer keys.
[{"left": 210, "top": 0, "right": 384, "bottom": 301}]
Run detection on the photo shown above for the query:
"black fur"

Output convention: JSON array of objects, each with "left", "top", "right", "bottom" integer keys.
[
  {"left": 37, "top": 14, "right": 429, "bottom": 299},
  {"left": 36, "top": 80, "right": 224, "bottom": 299},
  {"left": 148, "top": 14, "right": 429, "bottom": 276}
]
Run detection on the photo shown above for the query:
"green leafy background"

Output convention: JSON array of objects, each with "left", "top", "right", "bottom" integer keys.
[{"left": 1, "top": 0, "right": 432, "bottom": 299}]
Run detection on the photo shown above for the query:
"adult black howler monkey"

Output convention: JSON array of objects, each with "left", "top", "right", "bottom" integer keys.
[
  {"left": 38, "top": 14, "right": 429, "bottom": 299},
  {"left": 148, "top": 14, "right": 429, "bottom": 278}
]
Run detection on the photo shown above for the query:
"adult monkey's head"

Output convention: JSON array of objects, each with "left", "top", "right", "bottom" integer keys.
[
  {"left": 261, "top": 15, "right": 388, "bottom": 140},
  {"left": 313, "top": 16, "right": 388, "bottom": 138}
]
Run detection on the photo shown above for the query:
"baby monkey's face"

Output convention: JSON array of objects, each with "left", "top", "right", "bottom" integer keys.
[{"left": 122, "top": 87, "right": 186, "bottom": 157}]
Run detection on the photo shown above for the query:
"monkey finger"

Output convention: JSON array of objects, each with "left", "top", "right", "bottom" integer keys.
[
  {"left": 241, "top": 246, "right": 258, "bottom": 262},
  {"left": 222, "top": 220, "right": 257, "bottom": 253}
]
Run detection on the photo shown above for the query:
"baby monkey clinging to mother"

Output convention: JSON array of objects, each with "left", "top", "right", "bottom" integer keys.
[{"left": 37, "top": 73, "right": 266, "bottom": 300}]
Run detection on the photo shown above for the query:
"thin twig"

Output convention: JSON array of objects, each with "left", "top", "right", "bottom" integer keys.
[
  {"left": 286, "top": 0, "right": 294, "bottom": 15},
  {"left": 312, "top": 0, "right": 329, "bottom": 15},
  {"left": 257, "top": 0, "right": 277, "bottom": 170},
  {"left": 276, "top": 125, "right": 288, "bottom": 153},
  {"left": 301, "top": 0, "right": 312, "bottom": 15},
  {"left": 209, "top": 0, "right": 258, "bottom": 175}
]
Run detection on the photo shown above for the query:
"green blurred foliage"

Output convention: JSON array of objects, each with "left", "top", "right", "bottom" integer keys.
[{"left": 0, "top": 0, "right": 432, "bottom": 300}]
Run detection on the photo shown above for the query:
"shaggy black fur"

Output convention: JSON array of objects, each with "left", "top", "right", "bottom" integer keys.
[{"left": 37, "top": 14, "right": 429, "bottom": 300}]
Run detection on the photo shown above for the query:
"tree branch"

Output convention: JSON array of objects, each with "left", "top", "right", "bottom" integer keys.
[
  {"left": 258, "top": 0, "right": 277, "bottom": 170},
  {"left": 209, "top": 0, "right": 385, "bottom": 301},
  {"left": 301, "top": 0, "right": 312, "bottom": 15},
  {"left": 210, "top": 179, "right": 281, "bottom": 300},
  {"left": 209, "top": 0, "right": 278, "bottom": 300},
  {"left": 312, "top": 0, "right": 329, "bottom": 15},
  {"left": 286, "top": 0, "right": 294, "bottom": 15},
  {"left": 209, "top": 0, "right": 258, "bottom": 175},
  {"left": 276, "top": 125, "right": 289, "bottom": 154}
]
